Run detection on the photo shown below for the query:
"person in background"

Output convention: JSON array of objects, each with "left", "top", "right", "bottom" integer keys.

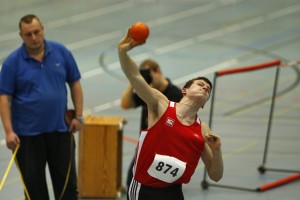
[
  {"left": 0, "top": 14, "right": 84, "bottom": 200},
  {"left": 118, "top": 30, "right": 223, "bottom": 200},
  {"left": 120, "top": 59, "right": 183, "bottom": 188}
]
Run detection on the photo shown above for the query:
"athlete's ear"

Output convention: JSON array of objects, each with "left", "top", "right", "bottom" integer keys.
[{"left": 182, "top": 88, "right": 186, "bottom": 96}]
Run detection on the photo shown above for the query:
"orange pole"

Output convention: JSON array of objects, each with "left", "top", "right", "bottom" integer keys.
[{"left": 257, "top": 173, "right": 300, "bottom": 191}]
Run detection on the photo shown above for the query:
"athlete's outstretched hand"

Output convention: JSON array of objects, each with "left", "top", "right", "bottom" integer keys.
[{"left": 118, "top": 29, "right": 145, "bottom": 53}]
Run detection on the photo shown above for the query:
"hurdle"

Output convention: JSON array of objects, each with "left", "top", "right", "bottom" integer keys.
[{"left": 201, "top": 60, "right": 300, "bottom": 192}]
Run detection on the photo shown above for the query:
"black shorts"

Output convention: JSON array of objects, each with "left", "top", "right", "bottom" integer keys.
[{"left": 128, "top": 179, "right": 184, "bottom": 200}]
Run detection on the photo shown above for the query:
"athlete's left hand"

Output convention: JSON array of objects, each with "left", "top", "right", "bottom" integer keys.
[{"left": 204, "top": 132, "right": 221, "bottom": 151}]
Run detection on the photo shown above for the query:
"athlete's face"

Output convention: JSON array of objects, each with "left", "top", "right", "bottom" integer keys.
[
  {"left": 19, "top": 18, "right": 44, "bottom": 53},
  {"left": 184, "top": 79, "right": 211, "bottom": 101}
]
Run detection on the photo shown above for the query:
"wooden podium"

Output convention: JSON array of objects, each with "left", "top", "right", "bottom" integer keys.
[{"left": 78, "top": 115, "right": 126, "bottom": 198}]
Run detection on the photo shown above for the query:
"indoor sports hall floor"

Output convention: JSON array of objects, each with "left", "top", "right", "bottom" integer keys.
[{"left": 0, "top": 0, "right": 300, "bottom": 199}]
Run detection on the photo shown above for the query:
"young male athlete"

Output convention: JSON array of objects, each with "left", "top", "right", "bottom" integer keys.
[
  {"left": 120, "top": 59, "right": 182, "bottom": 188},
  {"left": 118, "top": 30, "right": 223, "bottom": 200}
]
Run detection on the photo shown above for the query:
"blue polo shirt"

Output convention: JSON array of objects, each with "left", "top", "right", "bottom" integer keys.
[{"left": 0, "top": 40, "right": 81, "bottom": 136}]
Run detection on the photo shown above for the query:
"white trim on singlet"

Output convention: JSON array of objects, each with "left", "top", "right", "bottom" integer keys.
[
  {"left": 196, "top": 116, "right": 201, "bottom": 124},
  {"left": 133, "top": 130, "right": 148, "bottom": 176},
  {"left": 170, "top": 101, "right": 175, "bottom": 107}
]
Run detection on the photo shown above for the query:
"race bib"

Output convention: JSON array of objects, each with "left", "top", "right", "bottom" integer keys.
[{"left": 147, "top": 154, "right": 186, "bottom": 183}]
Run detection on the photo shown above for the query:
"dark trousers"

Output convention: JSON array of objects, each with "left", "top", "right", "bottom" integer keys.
[
  {"left": 16, "top": 132, "right": 78, "bottom": 200},
  {"left": 128, "top": 179, "right": 184, "bottom": 200}
]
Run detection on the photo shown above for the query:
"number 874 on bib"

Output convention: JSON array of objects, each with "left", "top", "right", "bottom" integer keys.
[{"left": 147, "top": 154, "right": 187, "bottom": 183}]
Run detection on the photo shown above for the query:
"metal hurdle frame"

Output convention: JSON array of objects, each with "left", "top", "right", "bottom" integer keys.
[{"left": 201, "top": 60, "right": 300, "bottom": 192}]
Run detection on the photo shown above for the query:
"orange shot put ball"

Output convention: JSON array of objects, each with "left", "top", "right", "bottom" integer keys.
[{"left": 130, "top": 22, "right": 150, "bottom": 43}]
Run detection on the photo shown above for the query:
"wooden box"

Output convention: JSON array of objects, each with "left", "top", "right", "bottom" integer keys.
[{"left": 78, "top": 115, "right": 126, "bottom": 198}]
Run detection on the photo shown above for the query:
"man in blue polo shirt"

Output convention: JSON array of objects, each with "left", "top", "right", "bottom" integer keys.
[{"left": 0, "top": 14, "right": 83, "bottom": 200}]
